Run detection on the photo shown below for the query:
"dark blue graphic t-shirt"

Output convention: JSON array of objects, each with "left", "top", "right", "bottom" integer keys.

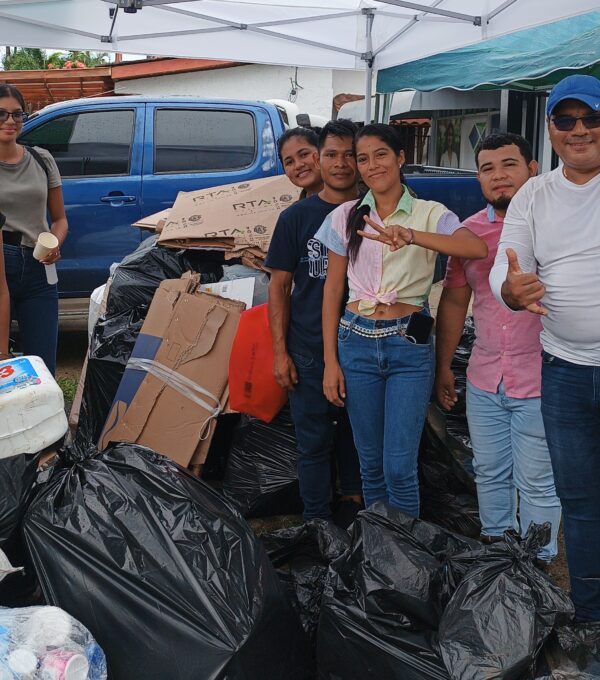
[{"left": 265, "top": 194, "right": 339, "bottom": 357}]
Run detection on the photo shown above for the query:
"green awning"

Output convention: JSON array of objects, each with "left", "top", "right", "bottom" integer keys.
[{"left": 377, "top": 11, "right": 600, "bottom": 93}]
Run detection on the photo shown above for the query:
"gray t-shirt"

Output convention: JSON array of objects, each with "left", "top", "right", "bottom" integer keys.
[{"left": 0, "top": 146, "right": 62, "bottom": 247}]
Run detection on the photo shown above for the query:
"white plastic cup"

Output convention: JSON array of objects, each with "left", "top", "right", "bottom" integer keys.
[
  {"left": 33, "top": 232, "right": 59, "bottom": 286},
  {"left": 39, "top": 650, "right": 89, "bottom": 680}
]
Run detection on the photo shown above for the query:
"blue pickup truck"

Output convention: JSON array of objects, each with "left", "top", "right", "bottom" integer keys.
[{"left": 19, "top": 96, "right": 484, "bottom": 299}]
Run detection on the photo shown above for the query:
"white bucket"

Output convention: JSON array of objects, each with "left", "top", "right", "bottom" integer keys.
[{"left": 0, "top": 356, "right": 68, "bottom": 457}]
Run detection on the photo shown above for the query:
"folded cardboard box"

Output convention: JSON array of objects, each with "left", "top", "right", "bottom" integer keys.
[
  {"left": 99, "top": 275, "right": 245, "bottom": 468},
  {"left": 132, "top": 208, "right": 172, "bottom": 232},
  {"left": 157, "top": 175, "right": 300, "bottom": 251}
]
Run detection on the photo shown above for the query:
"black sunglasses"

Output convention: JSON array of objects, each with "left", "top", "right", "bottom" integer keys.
[
  {"left": 0, "top": 109, "right": 27, "bottom": 124},
  {"left": 551, "top": 113, "right": 600, "bottom": 132}
]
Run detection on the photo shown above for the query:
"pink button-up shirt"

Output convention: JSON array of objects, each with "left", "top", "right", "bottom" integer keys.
[{"left": 444, "top": 206, "right": 543, "bottom": 398}]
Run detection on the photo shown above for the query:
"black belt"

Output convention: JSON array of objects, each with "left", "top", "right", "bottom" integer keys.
[{"left": 2, "top": 231, "right": 31, "bottom": 248}]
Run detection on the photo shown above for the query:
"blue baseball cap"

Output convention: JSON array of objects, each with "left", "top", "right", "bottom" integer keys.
[{"left": 547, "top": 75, "right": 600, "bottom": 116}]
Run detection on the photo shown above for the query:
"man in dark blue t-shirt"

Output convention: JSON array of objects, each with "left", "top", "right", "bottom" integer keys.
[{"left": 266, "top": 120, "right": 362, "bottom": 523}]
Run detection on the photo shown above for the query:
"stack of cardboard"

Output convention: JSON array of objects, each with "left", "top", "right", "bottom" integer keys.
[
  {"left": 99, "top": 274, "right": 245, "bottom": 470},
  {"left": 156, "top": 175, "right": 301, "bottom": 269}
]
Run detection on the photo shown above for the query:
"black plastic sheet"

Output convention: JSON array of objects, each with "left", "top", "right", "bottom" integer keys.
[
  {"left": 439, "top": 524, "right": 574, "bottom": 680},
  {"left": 264, "top": 520, "right": 350, "bottom": 644},
  {"left": 74, "top": 237, "right": 222, "bottom": 449},
  {"left": 317, "top": 503, "right": 479, "bottom": 680},
  {"left": 23, "top": 443, "right": 311, "bottom": 680},
  {"left": 222, "top": 406, "right": 303, "bottom": 517}
]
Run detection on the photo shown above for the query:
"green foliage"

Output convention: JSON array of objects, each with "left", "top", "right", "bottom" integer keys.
[{"left": 2, "top": 48, "right": 109, "bottom": 71}]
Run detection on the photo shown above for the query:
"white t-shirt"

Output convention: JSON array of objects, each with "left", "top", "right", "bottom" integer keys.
[{"left": 489, "top": 168, "right": 600, "bottom": 366}]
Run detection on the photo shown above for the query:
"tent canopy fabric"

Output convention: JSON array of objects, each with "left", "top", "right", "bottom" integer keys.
[
  {"left": 377, "top": 10, "right": 600, "bottom": 92},
  {"left": 0, "top": 1, "right": 599, "bottom": 72}
]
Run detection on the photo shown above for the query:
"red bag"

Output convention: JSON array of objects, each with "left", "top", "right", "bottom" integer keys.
[{"left": 229, "top": 304, "right": 287, "bottom": 422}]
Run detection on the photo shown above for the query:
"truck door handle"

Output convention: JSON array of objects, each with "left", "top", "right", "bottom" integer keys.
[{"left": 100, "top": 194, "right": 137, "bottom": 206}]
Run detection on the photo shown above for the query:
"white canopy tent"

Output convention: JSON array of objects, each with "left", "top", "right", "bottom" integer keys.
[{"left": 1, "top": 0, "right": 598, "bottom": 121}]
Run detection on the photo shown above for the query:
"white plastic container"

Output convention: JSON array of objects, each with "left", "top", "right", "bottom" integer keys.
[{"left": 0, "top": 356, "right": 68, "bottom": 457}]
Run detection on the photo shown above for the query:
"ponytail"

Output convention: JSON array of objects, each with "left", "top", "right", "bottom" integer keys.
[{"left": 345, "top": 200, "right": 371, "bottom": 264}]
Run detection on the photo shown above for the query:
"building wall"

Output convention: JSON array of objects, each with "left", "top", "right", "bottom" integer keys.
[{"left": 115, "top": 64, "right": 340, "bottom": 119}]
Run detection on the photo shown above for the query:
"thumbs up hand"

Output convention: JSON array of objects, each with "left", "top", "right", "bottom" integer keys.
[{"left": 501, "top": 248, "right": 548, "bottom": 316}]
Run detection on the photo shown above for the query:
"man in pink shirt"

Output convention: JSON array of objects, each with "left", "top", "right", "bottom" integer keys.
[{"left": 435, "top": 133, "right": 561, "bottom": 564}]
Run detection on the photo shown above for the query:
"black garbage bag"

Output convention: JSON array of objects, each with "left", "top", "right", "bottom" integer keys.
[
  {"left": 419, "top": 422, "right": 480, "bottom": 539},
  {"left": 264, "top": 520, "right": 350, "bottom": 644},
  {"left": 23, "top": 443, "right": 311, "bottom": 680},
  {"left": 0, "top": 453, "right": 39, "bottom": 549},
  {"left": 74, "top": 237, "right": 222, "bottom": 449},
  {"left": 439, "top": 524, "right": 574, "bottom": 680},
  {"left": 0, "top": 453, "right": 42, "bottom": 607},
  {"left": 317, "top": 502, "right": 479, "bottom": 680},
  {"left": 74, "top": 308, "right": 145, "bottom": 449},
  {"left": 445, "top": 317, "right": 475, "bottom": 452},
  {"left": 222, "top": 406, "right": 302, "bottom": 517},
  {"left": 535, "top": 623, "right": 600, "bottom": 679}
]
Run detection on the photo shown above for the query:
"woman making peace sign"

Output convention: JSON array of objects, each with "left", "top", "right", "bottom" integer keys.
[{"left": 316, "top": 124, "right": 487, "bottom": 516}]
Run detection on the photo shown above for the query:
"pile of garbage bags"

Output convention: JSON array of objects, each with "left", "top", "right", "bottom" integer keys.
[
  {"left": 74, "top": 237, "right": 222, "bottom": 449},
  {"left": 317, "top": 503, "right": 573, "bottom": 680},
  {"left": 222, "top": 406, "right": 302, "bottom": 517},
  {"left": 0, "top": 604, "right": 107, "bottom": 680},
  {"left": 23, "top": 443, "right": 311, "bottom": 680}
]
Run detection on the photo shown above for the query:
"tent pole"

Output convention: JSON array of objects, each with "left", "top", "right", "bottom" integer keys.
[
  {"left": 364, "top": 8, "right": 374, "bottom": 124},
  {"left": 365, "top": 61, "right": 373, "bottom": 123}
]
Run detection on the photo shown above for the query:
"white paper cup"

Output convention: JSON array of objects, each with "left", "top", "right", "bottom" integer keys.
[{"left": 33, "top": 232, "right": 59, "bottom": 261}]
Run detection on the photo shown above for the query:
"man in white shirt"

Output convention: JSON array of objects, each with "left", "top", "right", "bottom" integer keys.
[{"left": 490, "top": 75, "right": 600, "bottom": 622}]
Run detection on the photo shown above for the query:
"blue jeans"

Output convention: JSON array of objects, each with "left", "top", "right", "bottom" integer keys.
[
  {"left": 3, "top": 245, "right": 58, "bottom": 375},
  {"left": 466, "top": 380, "right": 561, "bottom": 561},
  {"left": 337, "top": 310, "right": 434, "bottom": 516},
  {"left": 541, "top": 351, "right": 600, "bottom": 622},
  {"left": 288, "top": 348, "right": 362, "bottom": 520}
]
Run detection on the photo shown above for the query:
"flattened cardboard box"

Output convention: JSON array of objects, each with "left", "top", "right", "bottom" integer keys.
[
  {"left": 99, "top": 276, "right": 245, "bottom": 468},
  {"left": 157, "top": 175, "right": 301, "bottom": 250}
]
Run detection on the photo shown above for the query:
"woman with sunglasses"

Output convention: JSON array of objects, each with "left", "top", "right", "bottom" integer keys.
[
  {"left": 316, "top": 124, "right": 487, "bottom": 516},
  {"left": 0, "top": 84, "right": 67, "bottom": 374}
]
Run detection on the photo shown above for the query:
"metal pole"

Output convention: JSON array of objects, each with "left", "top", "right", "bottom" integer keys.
[{"left": 364, "top": 9, "right": 374, "bottom": 124}]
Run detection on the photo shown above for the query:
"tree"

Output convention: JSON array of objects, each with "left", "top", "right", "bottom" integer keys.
[{"left": 2, "top": 48, "right": 47, "bottom": 71}]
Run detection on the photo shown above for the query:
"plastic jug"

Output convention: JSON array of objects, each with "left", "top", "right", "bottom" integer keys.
[{"left": 0, "top": 356, "right": 68, "bottom": 456}]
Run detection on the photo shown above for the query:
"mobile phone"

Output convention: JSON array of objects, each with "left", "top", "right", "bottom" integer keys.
[{"left": 405, "top": 312, "right": 434, "bottom": 344}]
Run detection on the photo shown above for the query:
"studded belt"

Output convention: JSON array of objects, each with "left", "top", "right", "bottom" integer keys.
[{"left": 339, "top": 316, "right": 408, "bottom": 339}]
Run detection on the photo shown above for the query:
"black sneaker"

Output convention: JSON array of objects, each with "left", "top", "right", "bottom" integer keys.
[{"left": 332, "top": 499, "right": 363, "bottom": 530}]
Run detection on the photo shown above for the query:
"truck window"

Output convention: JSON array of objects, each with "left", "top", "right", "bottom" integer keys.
[
  {"left": 20, "top": 109, "right": 135, "bottom": 177},
  {"left": 154, "top": 109, "right": 256, "bottom": 174}
]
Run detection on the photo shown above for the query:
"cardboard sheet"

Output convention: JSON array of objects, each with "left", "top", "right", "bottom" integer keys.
[{"left": 99, "top": 276, "right": 244, "bottom": 468}]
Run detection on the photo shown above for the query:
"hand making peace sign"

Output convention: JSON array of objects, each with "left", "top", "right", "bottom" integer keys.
[{"left": 357, "top": 215, "right": 414, "bottom": 252}]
